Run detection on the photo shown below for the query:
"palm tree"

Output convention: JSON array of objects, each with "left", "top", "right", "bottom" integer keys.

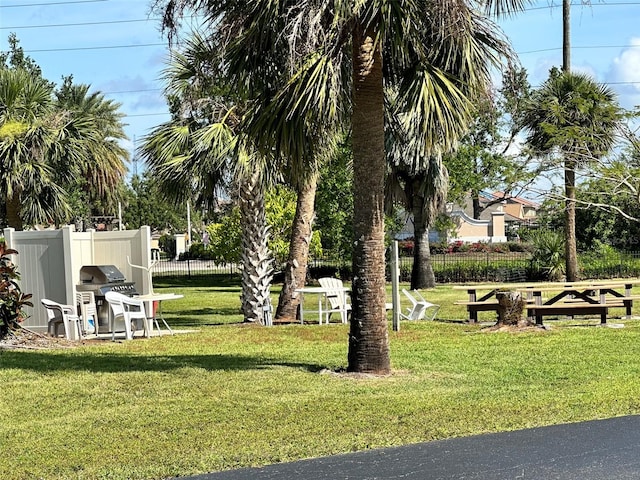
[
  {"left": 387, "top": 156, "right": 448, "bottom": 289},
  {"left": 0, "top": 67, "right": 129, "bottom": 230},
  {"left": 0, "top": 68, "right": 69, "bottom": 230},
  {"left": 275, "top": 134, "right": 339, "bottom": 321},
  {"left": 152, "top": 0, "right": 525, "bottom": 373},
  {"left": 138, "top": 34, "right": 276, "bottom": 324},
  {"left": 274, "top": 171, "right": 319, "bottom": 321},
  {"left": 54, "top": 79, "right": 129, "bottom": 219},
  {"left": 521, "top": 68, "right": 623, "bottom": 281}
]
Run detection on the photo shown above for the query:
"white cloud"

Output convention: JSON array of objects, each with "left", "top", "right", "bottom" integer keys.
[
  {"left": 608, "top": 38, "right": 640, "bottom": 85},
  {"left": 606, "top": 38, "right": 640, "bottom": 109}
]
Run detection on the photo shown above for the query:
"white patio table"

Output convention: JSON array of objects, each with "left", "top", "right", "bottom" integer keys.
[
  {"left": 135, "top": 293, "right": 184, "bottom": 335},
  {"left": 294, "top": 286, "right": 349, "bottom": 325}
]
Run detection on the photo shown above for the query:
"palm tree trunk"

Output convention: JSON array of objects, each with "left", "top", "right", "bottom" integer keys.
[
  {"left": 562, "top": 0, "right": 577, "bottom": 282},
  {"left": 6, "top": 191, "right": 23, "bottom": 231},
  {"left": 411, "top": 195, "right": 436, "bottom": 289},
  {"left": 472, "top": 192, "right": 482, "bottom": 220},
  {"left": 275, "top": 173, "right": 318, "bottom": 321},
  {"left": 238, "top": 170, "right": 274, "bottom": 325},
  {"left": 347, "top": 23, "right": 391, "bottom": 374},
  {"left": 565, "top": 159, "right": 578, "bottom": 281}
]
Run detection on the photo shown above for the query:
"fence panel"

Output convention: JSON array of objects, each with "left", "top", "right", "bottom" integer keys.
[
  {"left": 151, "top": 251, "right": 640, "bottom": 283},
  {"left": 152, "top": 257, "right": 239, "bottom": 278}
]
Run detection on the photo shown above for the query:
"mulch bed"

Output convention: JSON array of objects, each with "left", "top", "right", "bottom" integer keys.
[{"left": 0, "top": 326, "right": 80, "bottom": 350}]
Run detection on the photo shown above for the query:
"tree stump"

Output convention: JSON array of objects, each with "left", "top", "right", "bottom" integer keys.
[{"left": 496, "top": 290, "right": 527, "bottom": 326}]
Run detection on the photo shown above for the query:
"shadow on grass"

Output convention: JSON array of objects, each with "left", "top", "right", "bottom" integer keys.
[
  {"left": 182, "top": 307, "right": 241, "bottom": 316},
  {"left": 0, "top": 350, "right": 326, "bottom": 374}
]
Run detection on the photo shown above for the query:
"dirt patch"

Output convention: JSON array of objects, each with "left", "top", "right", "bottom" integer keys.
[
  {"left": 0, "top": 326, "right": 85, "bottom": 350},
  {"left": 319, "top": 368, "right": 411, "bottom": 379},
  {"left": 482, "top": 323, "right": 550, "bottom": 333}
]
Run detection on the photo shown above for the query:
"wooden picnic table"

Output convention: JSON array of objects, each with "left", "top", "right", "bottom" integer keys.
[
  {"left": 518, "top": 281, "right": 640, "bottom": 325},
  {"left": 453, "top": 283, "right": 535, "bottom": 322},
  {"left": 454, "top": 280, "right": 640, "bottom": 324}
]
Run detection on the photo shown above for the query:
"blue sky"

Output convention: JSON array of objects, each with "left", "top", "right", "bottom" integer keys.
[{"left": 1, "top": 0, "right": 640, "bottom": 176}]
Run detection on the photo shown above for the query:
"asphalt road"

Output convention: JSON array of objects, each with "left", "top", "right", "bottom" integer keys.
[{"left": 177, "top": 415, "right": 640, "bottom": 479}]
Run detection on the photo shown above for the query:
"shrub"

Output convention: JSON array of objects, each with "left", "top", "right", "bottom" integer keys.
[
  {"left": 0, "top": 242, "right": 33, "bottom": 338},
  {"left": 504, "top": 241, "right": 532, "bottom": 253},
  {"left": 468, "top": 242, "right": 490, "bottom": 253},
  {"left": 430, "top": 242, "right": 449, "bottom": 254},
  {"left": 529, "top": 230, "right": 565, "bottom": 281},
  {"left": 158, "top": 233, "right": 176, "bottom": 258},
  {"left": 398, "top": 239, "right": 414, "bottom": 256}
]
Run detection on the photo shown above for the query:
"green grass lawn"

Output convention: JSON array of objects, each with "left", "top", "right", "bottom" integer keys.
[{"left": 3, "top": 277, "right": 640, "bottom": 479}]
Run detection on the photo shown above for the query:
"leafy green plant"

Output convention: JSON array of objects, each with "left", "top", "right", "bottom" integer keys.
[
  {"left": 529, "top": 230, "right": 565, "bottom": 281},
  {"left": 0, "top": 241, "right": 32, "bottom": 338}
]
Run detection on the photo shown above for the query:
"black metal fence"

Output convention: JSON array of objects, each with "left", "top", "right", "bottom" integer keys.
[
  {"left": 152, "top": 258, "right": 240, "bottom": 278},
  {"left": 151, "top": 252, "right": 532, "bottom": 283},
  {"left": 152, "top": 250, "right": 640, "bottom": 283},
  {"left": 304, "top": 252, "right": 533, "bottom": 283}
]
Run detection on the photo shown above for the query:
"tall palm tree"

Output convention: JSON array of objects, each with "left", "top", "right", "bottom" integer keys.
[
  {"left": 387, "top": 156, "right": 448, "bottom": 289},
  {"left": 0, "top": 68, "right": 69, "bottom": 230},
  {"left": 521, "top": 68, "right": 623, "bottom": 281},
  {"left": 54, "top": 80, "right": 129, "bottom": 218},
  {"left": 139, "top": 34, "right": 276, "bottom": 324},
  {"left": 153, "top": 0, "right": 526, "bottom": 373},
  {"left": 274, "top": 171, "right": 319, "bottom": 321},
  {"left": 0, "top": 68, "right": 129, "bottom": 230}
]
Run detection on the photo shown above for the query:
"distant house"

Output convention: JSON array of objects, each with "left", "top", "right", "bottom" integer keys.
[
  {"left": 456, "top": 191, "right": 539, "bottom": 233},
  {"left": 394, "top": 191, "right": 539, "bottom": 244},
  {"left": 489, "top": 191, "right": 539, "bottom": 227},
  {"left": 449, "top": 208, "right": 507, "bottom": 243}
]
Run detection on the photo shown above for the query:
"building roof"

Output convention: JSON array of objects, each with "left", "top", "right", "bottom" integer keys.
[{"left": 490, "top": 191, "right": 540, "bottom": 208}]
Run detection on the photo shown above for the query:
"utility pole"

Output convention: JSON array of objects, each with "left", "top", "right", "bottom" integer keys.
[
  {"left": 132, "top": 135, "right": 139, "bottom": 177},
  {"left": 562, "top": 0, "right": 570, "bottom": 71}
]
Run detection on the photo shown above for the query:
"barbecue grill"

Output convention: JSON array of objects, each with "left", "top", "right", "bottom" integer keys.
[{"left": 77, "top": 265, "right": 139, "bottom": 333}]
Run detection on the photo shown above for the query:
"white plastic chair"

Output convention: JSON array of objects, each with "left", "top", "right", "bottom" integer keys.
[
  {"left": 42, "top": 299, "right": 82, "bottom": 341},
  {"left": 75, "top": 291, "right": 98, "bottom": 336},
  {"left": 318, "top": 277, "right": 392, "bottom": 323},
  {"left": 318, "top": 277, "right": 351, "bottom": 323},
  {"left": 401, "top": 289, "right": 440, "bottom": 321},
  {"left": 105, "top": 291, "right": 148, "bottom": 340}
]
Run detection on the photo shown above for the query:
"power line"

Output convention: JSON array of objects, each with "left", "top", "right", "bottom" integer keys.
[
  {"left": 15, "top": 40, "right": 640, "bottom": 55},
  {"left": 520, "top": 44, "right": 640, "bottom": 54},
  {"left": 0, "top": 0, "right": 107, "bottom": 7},
  {"left": 25, "top": 43, "right": 167, "bottom": 53},
  {"left": 1, "top": 14, "right": 201, "bottom": 30},
  {"left": 1, "top": 18, "right": 158, "bottom": 30},
  {"left": 525, "top": 1, "right": 640, "bottom": 10},
  {"left": 105, "top": 88, "right": 163, "bottom": 95}
]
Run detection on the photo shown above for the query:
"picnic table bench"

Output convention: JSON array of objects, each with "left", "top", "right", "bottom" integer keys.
[
  {"left": 454, "top": 280, "right": 640, "bottom": 324},
  {"left": 453, "top": 283, "right": 533, "bottom": 322}
]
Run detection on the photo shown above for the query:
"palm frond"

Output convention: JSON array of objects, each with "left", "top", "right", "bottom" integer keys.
[
  {"left": 395, "top": 64, "right": 474, "bottom": 167},
  {"left": 247, "top": 50, "right": 347, "bottom": 163}
]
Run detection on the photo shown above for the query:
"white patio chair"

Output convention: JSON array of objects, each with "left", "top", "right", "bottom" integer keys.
[
  {"left": 42, "top": 299, "right": 83, "bottom": 341},
  {"left": 401, "top": 289, "right": 440, "bottom": 321},
  {"left": 75, "top": 291, "right": 98, "bottom": 336},
  {"left": 318, "top": 277, "right": 392, "bottom": 323},
  {"left": 105, "top": 291, "right": 149, "bottom": 340},
  {"left": 318, "top": 277, "right": 351, "bottom": 323}
]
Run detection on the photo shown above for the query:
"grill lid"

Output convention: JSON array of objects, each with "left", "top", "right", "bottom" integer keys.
[{"left": 80, "top": 265, "right": 126, "bottom": 284}]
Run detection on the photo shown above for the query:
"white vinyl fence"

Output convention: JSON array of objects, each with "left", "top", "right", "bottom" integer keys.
[{"left": 4, "top": 226, "right": 153, "bottom": 333}]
